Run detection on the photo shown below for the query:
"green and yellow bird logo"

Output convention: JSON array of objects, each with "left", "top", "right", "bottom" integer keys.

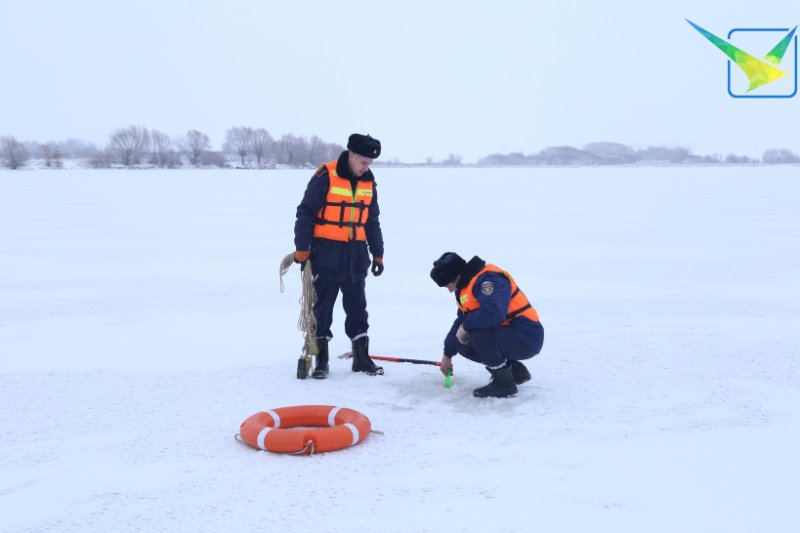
[{"left": 687, "top": 19, "right": 797, "bottom": 97}]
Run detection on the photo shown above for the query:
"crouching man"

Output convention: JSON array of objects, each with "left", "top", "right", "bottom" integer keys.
[{"left": 431, "top": 253, "right": 544, "bottom": 398}]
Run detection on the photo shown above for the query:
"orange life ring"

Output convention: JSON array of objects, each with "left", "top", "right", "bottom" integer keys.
[{"left": 238, "top": 405, "right": 371, "bottom": 454}]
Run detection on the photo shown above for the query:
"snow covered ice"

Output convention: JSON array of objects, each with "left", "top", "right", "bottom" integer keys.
[{"left": 1, "top": 167, "right": 799, "bottom": 532}]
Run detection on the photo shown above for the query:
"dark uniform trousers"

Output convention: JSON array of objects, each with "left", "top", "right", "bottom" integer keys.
[
  {"left": 312, "top": 273, "right": 368, "bottom": 341},
  {"left": 456, "top": 324, "right": 543, "bottom": 368}
]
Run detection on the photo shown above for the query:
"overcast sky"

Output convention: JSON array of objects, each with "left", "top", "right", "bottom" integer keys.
[{"left": 1, "top": 0, "right": 799, "bottom": 162}]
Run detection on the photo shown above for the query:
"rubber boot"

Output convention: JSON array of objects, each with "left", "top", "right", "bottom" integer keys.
[
  {"left": 510, "top": 360, "right": 531, "bottom": 385},
  {"left": 473, "top": 364, "right": 517, "bottom": 398},
  {"left": 312, "top": 338, "right": 329, "bottom": 379},
  {"left": 351, "top": 336, "right": 384, "bottom": 376}
]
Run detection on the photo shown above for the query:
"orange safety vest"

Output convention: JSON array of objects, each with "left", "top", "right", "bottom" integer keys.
[
  {"left": 313, "top": 160, "right": 374, "bottom": 242},
  {"left": 458, "top": 264, "right": 540, "bottom": 325}
]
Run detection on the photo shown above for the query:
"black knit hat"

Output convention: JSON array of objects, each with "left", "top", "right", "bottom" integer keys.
[
  {"left": 347, "top": 133, "right": 381, "bottom": 159},
  {"left": 430, "top": 252, "right": 467, "bottom": 287}
]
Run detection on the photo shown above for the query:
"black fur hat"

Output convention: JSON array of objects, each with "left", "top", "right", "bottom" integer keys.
[
  {"left": 430, "top": 252, "right": 467, "bottom": 287},
  {"left": 347, "top": 133, "right": 381, "bottom": 159}
]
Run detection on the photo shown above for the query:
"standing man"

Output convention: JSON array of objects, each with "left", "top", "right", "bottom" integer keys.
[
  {"left": 293, "top": 133, "right": 385, "bottom": 379},
  {"left": 431, "top": 252, "right": 544, "bottom": 398}
]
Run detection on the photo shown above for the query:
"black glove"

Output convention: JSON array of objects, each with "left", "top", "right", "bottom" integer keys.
[{"left": 371, "top": 257, "right": 384, "bottom": 276}]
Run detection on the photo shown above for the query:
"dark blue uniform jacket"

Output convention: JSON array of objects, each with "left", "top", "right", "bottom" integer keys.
[
  {"left": 294, "top": 151, "right": 384, "bottom": 282},
  {"left": 444, "top": 257, "right": 542, "bottom": 357}
]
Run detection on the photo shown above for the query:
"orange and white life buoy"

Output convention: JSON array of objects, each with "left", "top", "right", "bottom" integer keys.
[{"left": 238, "top": 405, "right": 371, "bottom": 454}]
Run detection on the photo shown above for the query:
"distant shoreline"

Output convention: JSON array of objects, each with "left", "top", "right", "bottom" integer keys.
[{"left": 3, "top": 160, "right": 799, "bottom": 171}]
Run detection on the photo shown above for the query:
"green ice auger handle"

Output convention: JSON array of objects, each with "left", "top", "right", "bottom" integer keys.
[{"left": 444, "top": 370, "right": 452, "bottom": 388}]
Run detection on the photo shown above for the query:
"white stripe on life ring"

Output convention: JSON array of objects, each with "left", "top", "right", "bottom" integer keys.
[
  {"left": 257, "top": 427, "right": 273, "bottom": 450},
  {"left": 343, "top": 423, "right": 359, "bottom": 446},
  {"left": 328, "top": 406, "right": 342, "bottom": 427},
  {"left": 265, "top": 409, "right": 281, "bottom": 428}
]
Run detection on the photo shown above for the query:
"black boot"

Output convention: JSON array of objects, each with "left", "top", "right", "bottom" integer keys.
[
  {"left": 473, "top": 364, "right": 517, "bottom": 398},
  {"left": 351, "top": 336, "right": 384, "bottom": 376},
  {"left": 510, "top": 360, "right": 531, "bottom": 385},
  {"left": 312, "top": 338, "right": 329, "bottom": 379}
]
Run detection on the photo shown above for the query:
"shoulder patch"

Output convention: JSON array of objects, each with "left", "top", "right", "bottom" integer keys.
[{"left": 480, "top": 281, "right": 494, "bottom": 296}]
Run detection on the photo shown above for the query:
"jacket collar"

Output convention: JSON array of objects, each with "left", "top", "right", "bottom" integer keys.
[
  {"left": 456, "top": 256, "right": 486, "bottom": 290},
  {"left": 335, "top": 150, "right": 375, "bottom": 182}
]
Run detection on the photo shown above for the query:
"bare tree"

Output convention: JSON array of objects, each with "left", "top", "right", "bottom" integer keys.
[
  {"left": 88, "top": 147, "right": 113, "bottom": 168},
  {"left": 286, "top": 135, "right": 310, "bottom": 166},
  {"left": 200, "top": 150, "right": 228, "bottom": 168},
  {"left": 60, "top": 139, "right": 97, "bottom": 159},
  {"left": 0, "top": 136, "right": 31, "bottom": 169},
  {"left": 325, "top": 142, "right": 345, "bottom": 161},
  {"left": 762, "top": 148, "right": 799, "bottom": 164},
  {"left": 250, "top": 128, "right": 273, "bottom": 166},
  {"left": 184, "top": 129, "right": 211, "bottom": 166},
  {"left": 276, "top": 134, "right": 299, "bottom": 166},
  {"left": 39, "top": 142, "right": 61, "bottom": 168},
  {"left": 109, "top": 125, "right": 150, "bottom": 166},
  {"left": 40, "top": 143, "right": 55, "bottom": 167},
  {"left": 724, "top": 153, "right": 756, "bottom": 164},
  {"left": 308, "top": 135, "right": 328, "bottom": 164},
  {"left": 223, "top": 126, "right": 252, "bottom": 166},
  {"left": 149, "top": 130, "right": 180, "bottom": 168},
  {"left": 52, "top": 146, "right": 64, "bottom": 168}
]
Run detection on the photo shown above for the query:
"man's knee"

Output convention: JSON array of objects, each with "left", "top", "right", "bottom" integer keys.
[
  {"left": 455, "top": 340, "right": 482, "bottom": 363},
  {"left": 471, "top": 326, "right": 535, "bottom": 363},
  {"left": 469, "top": 327, "right": 500, "bottom": 350}
]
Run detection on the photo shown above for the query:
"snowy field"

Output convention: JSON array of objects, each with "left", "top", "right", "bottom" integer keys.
[{"left": 1, "top": 166, "right": 799, "bottom": 532}]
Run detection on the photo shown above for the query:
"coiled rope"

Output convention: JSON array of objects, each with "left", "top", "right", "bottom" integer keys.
[{"left": 279, "top": 253, "right": 319, "bottom": 375}]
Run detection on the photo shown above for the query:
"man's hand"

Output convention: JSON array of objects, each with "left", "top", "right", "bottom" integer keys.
[
  {"left": 294, "top": 250, "right": 310, "bottom": 271},
  {"left": 456, "top": 324, "right": 471, "bottom": 344},
  {"left": 371, "top": 257, "right": 384, "bottom": 276},
  {"left": 440, "top": 355, "right": 453, "bottom": 377}
]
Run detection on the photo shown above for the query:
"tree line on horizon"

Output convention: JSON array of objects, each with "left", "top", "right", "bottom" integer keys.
[
  {"left": 477, "top": 142, "right": 800, "bottom": 166},
  {"left": 0, "top": 126, "right": 345, "bottom": 170},
  {"left": 1, "top": 132, "right": 799, "bottom": 169}
]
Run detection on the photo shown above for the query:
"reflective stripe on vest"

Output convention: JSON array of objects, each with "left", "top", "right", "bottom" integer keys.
[
  {"left": 313, "top": 160, "right": 373, "bottom": 242},
  {"left": 457, "top": 264, "right": 540, "bottom": 325}
]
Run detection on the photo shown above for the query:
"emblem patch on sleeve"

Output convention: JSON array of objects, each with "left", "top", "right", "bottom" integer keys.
[{"left": 480, "top": 281, "right": 494, "bottom": 296}]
